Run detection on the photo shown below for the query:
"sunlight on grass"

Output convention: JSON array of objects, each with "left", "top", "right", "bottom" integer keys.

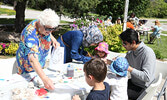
[
  {"left": 0, "top": 8, "right": 15, "bottom": 15},
  {"left": 159, "top": 21, "right": 167, "bottom": 23},
  {"left": 144, "top": 35, "right": 167, "bottom": 59},
  {"left": 162, "top": 31, "right": 167, "bottom": 34}
]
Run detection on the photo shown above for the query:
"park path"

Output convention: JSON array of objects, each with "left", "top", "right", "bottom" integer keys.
[{"left": 0, "top": 5, "right": 74, "bottom": 22}]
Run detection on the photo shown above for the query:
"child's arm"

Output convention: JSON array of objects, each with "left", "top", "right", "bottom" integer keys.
[
  {"left": 72, "top": 95, "right": 81, "bottom": 100},
  {"left": 101, "top": 58, "right": 112, "bottom": 65},
  {"left": 104, "top": 55, "right": 120, "bottom": 65}
]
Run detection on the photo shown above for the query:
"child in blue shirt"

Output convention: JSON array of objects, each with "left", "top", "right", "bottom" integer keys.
[{"left": 72, "top": 58, "right": 110, "bottom": 100}]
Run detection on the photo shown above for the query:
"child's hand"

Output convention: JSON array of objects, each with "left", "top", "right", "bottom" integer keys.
[
  {"left": 101, "top": 58, "right": 107, "bottom": 64},
  {"left": 106, "top": 59, "right": 112, "bottom": 65},
  {"left": 112, "top": 55, "right": 119, "bottom": 61},
  {"left": 72, "top": 95, "right": 81, "bottom": 100}
]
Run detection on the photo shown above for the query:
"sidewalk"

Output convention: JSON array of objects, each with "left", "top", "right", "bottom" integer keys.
[{"left": 0, "top": 5, "right": 74, "bottom": 22}]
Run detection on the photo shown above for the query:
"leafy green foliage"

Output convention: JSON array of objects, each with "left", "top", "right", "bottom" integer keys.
[
  {"left": 143, "top": 0, "right": 167, "bottom": 18},
  {"left": 27, "top": 0, "right": 46, "bottom": 10},
  {"left": 99, "top": 24, "right": 126, "bottom": 53},
  {"left": 96, "top": 0, "right": 150, "bottom": 21},
  {"left": 154, "top": 50, "right": 163, "bottom": 59},
  {"left": 96, "top": 0, "right": 124, "bottom": 21},
  {"left": 63, "top": 0, "right": 101, "bottom": 18}
]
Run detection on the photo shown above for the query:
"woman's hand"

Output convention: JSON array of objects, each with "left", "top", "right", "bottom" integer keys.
[
  {"left": 72, "top": 95, "right": 81, "bottom": 100},
  {"left": 42, "top": 76, "right": 55, "bottom": 90},
  {"left": 28, "top": 54, "right": 55, "bottom": 90},
  {"left": 50, "top": 33, "right": 60, "bottom": 49},
  {"left": 52, "top": 41, "right": 60, "bottom": 49}
]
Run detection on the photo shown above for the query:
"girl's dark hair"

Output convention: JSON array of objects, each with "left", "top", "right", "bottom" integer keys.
[
  {"left": 119, "top": 29, "right": 141, "bottom": 44},
  {"left": 84, "top": 58, "right": 107, "bottom": 82},
  {"left": 95, "top": 50, "right": 107, "bottom": 58}
]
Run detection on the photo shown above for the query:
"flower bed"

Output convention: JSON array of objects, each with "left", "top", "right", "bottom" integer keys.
[{"left": 0, "top": 42, "right": 18, "bottom": 56}]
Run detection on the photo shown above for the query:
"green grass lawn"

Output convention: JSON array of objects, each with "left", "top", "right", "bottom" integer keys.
[
  {"left": 159, "top": 21, "right": 167, "bottom": 23},
  {"left": 141, "top": 35, "right": 167, "bottom": 59},
  {"left": 0, "top": 8, "right": 15, "bottom": 15},
  {"left": 162, "top": 31, "right": 167, "bottom": 34}
]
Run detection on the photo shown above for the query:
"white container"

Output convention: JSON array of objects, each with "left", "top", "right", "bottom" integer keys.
[{"left": 67, "top": 64, "right": 74, "bottom": 77}]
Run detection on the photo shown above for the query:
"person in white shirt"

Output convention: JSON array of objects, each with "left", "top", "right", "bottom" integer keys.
[{"left": 105, "top": 57, "right": 129, "bottom": 100}]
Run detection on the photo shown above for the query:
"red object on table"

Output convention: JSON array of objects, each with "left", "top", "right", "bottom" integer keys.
[{"left": 35, "top": 88, "right": 48, "bottom": 96}]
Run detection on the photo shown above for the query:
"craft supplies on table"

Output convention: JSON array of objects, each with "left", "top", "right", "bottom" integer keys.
[{"left": 0, "top": 63, "right": 91, "bottom": 100}]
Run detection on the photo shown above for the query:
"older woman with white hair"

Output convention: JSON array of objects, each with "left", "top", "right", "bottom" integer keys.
[{"left": 16, "top": 8, "right": 60, "bottom": 90}]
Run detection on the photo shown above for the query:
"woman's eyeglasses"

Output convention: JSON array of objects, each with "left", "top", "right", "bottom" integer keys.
[{"left": 44, "top": 25, "right": 56, "bottom": 31}]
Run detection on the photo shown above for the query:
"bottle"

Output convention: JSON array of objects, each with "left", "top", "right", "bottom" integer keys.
[{"left": 67, "top": 64, "right": 74, "bottom": 77}]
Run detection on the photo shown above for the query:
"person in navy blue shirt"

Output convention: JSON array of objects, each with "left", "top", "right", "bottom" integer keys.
[
  {"left": 72, "top": 58, "right": 110, "bottom": 100},
  {"left": 56, "top": 25, "right": 103, "bottom": 63}
]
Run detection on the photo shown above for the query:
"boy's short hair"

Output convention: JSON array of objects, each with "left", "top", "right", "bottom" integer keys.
[
  {"left": 84, "top": 58, "right": 107, "bottom": 82},
  {"left": 119, "top": 29, "right": 141, "bottom": 44}
]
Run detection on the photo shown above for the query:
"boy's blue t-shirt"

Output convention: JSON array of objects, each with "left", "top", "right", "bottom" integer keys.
[{"left": 86, "top": 82, "right": 110, "bottom": 100}]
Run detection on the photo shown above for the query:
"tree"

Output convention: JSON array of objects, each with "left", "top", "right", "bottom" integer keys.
[
  {"left": 62, "top": 0, "right": 101, "bottom": 18},
  {"left": 144, "top": 0, "right": 167, "bottom": 18},
  {"left": 96, "top": 0, "right": 150, "bottom": 22},
  {"left": 96, "top": 0, "right": 124, "bottom": 21},
  {"left": 14, "top": 0, "right": 45, "bottom": 33},
  {"left": 15, "top": 0, "right": 27, "bottom": 33}
]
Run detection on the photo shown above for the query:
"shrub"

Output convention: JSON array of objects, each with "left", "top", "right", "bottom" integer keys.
[
  {"left": 99, "top": 24, "right": 126, "bottom": 53},
  {"left": 70, "top": 18, "right": 91, "bottom": 30},
  {"left": 154, "top": 50, "right": 164, "bottom": 59},
  {"left": 0, "top": 45, "right": 2, "bottom": 53},
  {"left": 0, "top": 42, "right": 18, "bottom": 56}
]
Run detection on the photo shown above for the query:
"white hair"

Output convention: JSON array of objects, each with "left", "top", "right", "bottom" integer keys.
[{"left": 37, "top": 8, "right": 60, "bottom": 28}]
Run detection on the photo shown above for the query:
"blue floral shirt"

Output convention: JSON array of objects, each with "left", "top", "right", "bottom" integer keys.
[{"left": 16, "top": 20, "right": 51, "bottom": 74}]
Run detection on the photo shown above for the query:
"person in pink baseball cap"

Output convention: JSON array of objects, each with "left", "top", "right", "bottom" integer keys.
[{"left": 94, "top": 42, "right": 109, "bottom": 61}]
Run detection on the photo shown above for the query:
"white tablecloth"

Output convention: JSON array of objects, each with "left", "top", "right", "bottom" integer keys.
[{"left": 0, "top": 62, "right": 91, "bottom": 100}]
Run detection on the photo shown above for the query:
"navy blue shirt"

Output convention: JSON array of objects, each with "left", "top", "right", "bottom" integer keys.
[
  {"left": 86, "top": 82, "right": 110, "bottom": 100},
  {"left": 57, "top": 30, "right": 91, "bottom": 63}
]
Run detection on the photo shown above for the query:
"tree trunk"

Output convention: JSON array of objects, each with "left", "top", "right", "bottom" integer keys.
[{"left": 15, "top": 0, "right": 27, "bottom": 33}]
